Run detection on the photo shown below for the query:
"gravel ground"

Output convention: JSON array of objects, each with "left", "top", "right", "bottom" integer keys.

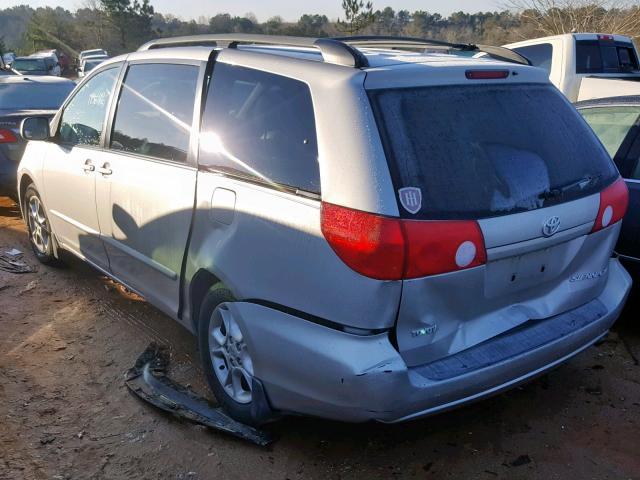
[{"left": 1, "top": 195, "right": 639, "bottom": 480}]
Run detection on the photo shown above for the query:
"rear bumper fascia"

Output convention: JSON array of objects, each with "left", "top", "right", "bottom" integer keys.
[{"left": 228, "top": 257, "right": 631, "bottom": 423}]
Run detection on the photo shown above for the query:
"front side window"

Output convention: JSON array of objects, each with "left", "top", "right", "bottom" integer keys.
[
  {"left": 579, "top": 105, "right": 640, "bottom": 158},
  {"left": 199, "top": 63, "right": 320, "bottom": 194},
  {"left": 513, "top": 44, "right": 553, "bottom": 73},
  {"left": 59, "top": 67, "right": 119, "bottom": 146},
  {"left": 110, "top": 63, "right": 199, "bottom": 163}
]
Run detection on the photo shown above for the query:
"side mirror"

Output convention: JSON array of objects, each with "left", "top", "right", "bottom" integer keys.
[{"left": 21, "top": 117, "right": 51, "bottom": 141}]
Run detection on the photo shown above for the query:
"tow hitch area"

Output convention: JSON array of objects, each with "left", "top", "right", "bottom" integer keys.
[{"left": 124, "top": 343, "right": 274, "bottom": 447}]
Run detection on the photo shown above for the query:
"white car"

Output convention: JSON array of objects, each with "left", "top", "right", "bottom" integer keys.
[
  {"left": 79, "top": 49, "right": 108, "bottom": 62},
  {"left": 505, "top": 33, "right": 640, "bottom": 102},
  {"left": 78, "top": 55, "right": 109, "bottom": 78}
]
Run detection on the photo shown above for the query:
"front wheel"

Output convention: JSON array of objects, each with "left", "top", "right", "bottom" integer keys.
[{"left": 23, "top": 185, "right": 58, "bottom": 265}]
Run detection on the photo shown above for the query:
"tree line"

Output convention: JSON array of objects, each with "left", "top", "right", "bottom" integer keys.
[{"left": 0, "top": 0, "right": 639, "bottom": 59}]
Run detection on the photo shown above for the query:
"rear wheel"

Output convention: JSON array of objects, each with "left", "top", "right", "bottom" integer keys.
[
  {"left": 23, "top": 185, "right": 58, "bottom": 265},
  {"left": 198, "top": 285, "right": 259, "bottom": 425}
]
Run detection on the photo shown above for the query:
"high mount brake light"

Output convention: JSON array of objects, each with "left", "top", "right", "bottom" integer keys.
[
  {"left": 591, "top": 177, "right": 628, "bottom": 233},
  {"left": 321, "top": 202, "right": 487, "bottom": 281},
  {"left": 465, "top": 70, "right": 510, "bottom": 80},
  {"left": 598, "top": 34, "right": 615, "bottom": 42},
  {"left": 0, "top": 129, "right": 17, "bottom": 144}
]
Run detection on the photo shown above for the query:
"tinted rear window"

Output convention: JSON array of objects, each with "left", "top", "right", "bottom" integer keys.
[
  {"left": 0, "top": 82, "right": 74, "bottom": 109},
  {"left": 576, "top": 40, "right": 639, "bottom": 73},
  {"left": 369, "top": 84, "right": 618, "bottom": 219}
]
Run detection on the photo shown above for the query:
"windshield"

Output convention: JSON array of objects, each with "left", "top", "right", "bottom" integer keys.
[
  {"left": 369, "top": 83, "right": 618, "bottom": 219},
  {"left": 0, "top": 82, "right": 74, "bottom": 109},
  {"left": 12, "top": 59, "right": 47, "bottom": 72}
]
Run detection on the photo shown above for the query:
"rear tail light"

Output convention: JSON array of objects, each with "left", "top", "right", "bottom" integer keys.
[
  {"left": 0, "top": 129, "right": 17, "bottom": 144},
  {"left": 591, "top": 177, "right": 628, "bottom": 233},
  {"left": 402, "top": 219, "right": 486, "bottom": 278},
  {"left": 321, "top": 202, "right": 486, "bottom": 280},
  {"left": 465, "top": 70, "right": 510, "bottom": 80}
]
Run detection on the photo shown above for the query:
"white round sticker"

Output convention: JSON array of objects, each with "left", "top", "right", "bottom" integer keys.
[
  {"left": 455, "top": 241, "right": 476, "bottom": 268},
  {"left": 602, "top": 205, "right": 613, "bottom": 228}
]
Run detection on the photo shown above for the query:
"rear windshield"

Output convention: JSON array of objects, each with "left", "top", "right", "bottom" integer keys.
[
  {"left": 12, "top": 59, "right": 46, "bottom": 72},
  {"left": 0, "top": 82, "right": 74, "bottom": 109},
  {"left": 576, "top": 40, "right": 639, "bottom": 73},
  {"left": 369, "top": 84, "right": 618, "bottom": 219}
]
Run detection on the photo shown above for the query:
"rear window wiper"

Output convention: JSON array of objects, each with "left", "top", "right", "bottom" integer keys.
[{"left": 539, "top": 174, "right": 602, "bottom": 200}]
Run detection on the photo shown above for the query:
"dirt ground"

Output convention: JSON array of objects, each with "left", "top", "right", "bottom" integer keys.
[{"left": 1, "top": 195, "right": 639, "bottom": 480}]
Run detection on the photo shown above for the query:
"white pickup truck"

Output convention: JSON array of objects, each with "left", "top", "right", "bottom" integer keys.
[{"left": 505, "top": 33, "right": 640, "bottom": 102}]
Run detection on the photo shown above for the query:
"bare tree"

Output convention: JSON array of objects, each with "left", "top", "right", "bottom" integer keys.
[{"left": 505, "top": 0, "right": 640, "bottom": 38}]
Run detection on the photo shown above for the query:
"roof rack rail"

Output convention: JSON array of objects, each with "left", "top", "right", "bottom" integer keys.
[
  {"left": 137, "top": 34, "right": 530, "bottom": 68},
  {"left": 332, "top": 35, "right": 531, "bottom": 66},
  {"left": 137, "top": 34, "right": 369, "bottom": 68}
]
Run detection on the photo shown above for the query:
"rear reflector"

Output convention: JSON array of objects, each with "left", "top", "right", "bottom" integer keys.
[
  {"left": 0, "top": 129, "right": 17, "bottom": 144},
  {"left": 591, "top": 177, "right": 628, "bottom": 233},
  {"left": 465, "top": 70, "right": 510, "bottom": 80},
  {"left": 321, "top": 202, "right": 487, "bottom": 280}
]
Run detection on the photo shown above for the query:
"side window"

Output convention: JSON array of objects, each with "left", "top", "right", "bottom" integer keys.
[
  {"left": 513, "top": 44, "right": 553, "bottom": 73},
  {"left": 59, "top": 67, "right": 119, "bottom": 146},
  {"left": 110, "top": 63, "right": 199, "bottom": 163},
  {"left": 199, "top": 63, "right": 320, "bottom": 194},
  {"left": 579, "top": 106, "right": 640, "bottom": 159}
]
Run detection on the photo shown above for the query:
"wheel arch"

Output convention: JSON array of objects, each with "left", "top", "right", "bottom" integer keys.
[
  {"left": 18, "top": 173, "right": 35, "bottom": 218},
  {"left": 188, "top": 268, "right": 232, "bottom": 333}
]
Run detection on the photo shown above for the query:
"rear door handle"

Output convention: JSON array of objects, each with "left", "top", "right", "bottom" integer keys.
[
  {"left": 82, "top": 159, "right": 95, "bottom": 172},
  {"left": 96, "top": 163, "right": 112, "bottom": 176}
]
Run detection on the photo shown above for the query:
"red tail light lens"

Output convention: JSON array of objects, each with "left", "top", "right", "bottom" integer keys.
[
  {"left": 592, "top": 177, "right": 629, "bottom": 233},
  {"left": 320, "top": 203, "right": 405, "bottom": 280},
  {"left": 465, "top": 70, "right": 510, "bottom": 80},
  {"left": 402, "top": 220, "right": 487, "bottom": 279},
  {"left": 321, "top": 202, "right": 487, "bottom": 280},
  {"left": 0, "top": 129, "right": 17, "bottom": 144}
]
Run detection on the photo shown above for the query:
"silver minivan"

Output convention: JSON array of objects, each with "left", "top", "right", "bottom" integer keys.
[{"left": 17, "top": 35, "right": 632, "bottom": 425}]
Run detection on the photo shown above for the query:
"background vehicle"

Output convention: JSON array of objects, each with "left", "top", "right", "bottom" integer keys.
[
  {"left": 12, "top": 56, "right": 58, "bottom": 76},
  {"left": 30, "top": 52, "right": 61, "bottom": 76},
  {"left": 77, "top": 55, "right": 109, "bottom": 78},
  {"left": 78, "top": 49, "right": 108, "bottom": 68},
  {"left": 577, "top": 95, "right": 640, "bottom": 270},
  {"left": 505, "top": 33, "right": 640, "bottom": 102},
  {"left": 16, "top": 34, "right": 631, "bottom": 425},
  {"left": 0, "top": 75, "right": 74, "bottom": 195}
]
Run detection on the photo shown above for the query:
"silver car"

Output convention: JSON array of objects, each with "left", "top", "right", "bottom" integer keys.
[{"left": 16, "top": 35, "right": 632, "bottom": 425}]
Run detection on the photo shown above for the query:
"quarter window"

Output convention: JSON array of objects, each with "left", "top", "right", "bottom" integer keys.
[
  {"left": 513, "top": 44, "right": 553, "bottom": 73},
  {"left": 199, "top": 63, "right": 320, "bottom": 194},
  {"left": 110, "top": 63, "right": 199, "bottom": 163},
  {"left": 59, "top": 67, "right": 119, "bottom": 146}
]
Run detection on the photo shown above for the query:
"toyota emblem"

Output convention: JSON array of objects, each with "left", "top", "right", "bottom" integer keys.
[{"left": 542, "top": 216, "right": 561, "bottom": 237}]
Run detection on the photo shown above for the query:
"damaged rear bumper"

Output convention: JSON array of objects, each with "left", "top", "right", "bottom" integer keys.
[{"left": 228, "top": 258, "right": 631, "bottom": 423}]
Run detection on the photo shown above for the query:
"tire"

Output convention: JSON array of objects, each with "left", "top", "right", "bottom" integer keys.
[
  {"left": 198, "top": 284, "right": 263, "bottom": 425},
  {"left": 23, "top": 185, "right": 59, "bottom": 265}
]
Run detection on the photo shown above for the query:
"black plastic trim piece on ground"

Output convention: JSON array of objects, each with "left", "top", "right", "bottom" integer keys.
[{"left": 124, "top": 343, "right": 274, "bottom": 447}]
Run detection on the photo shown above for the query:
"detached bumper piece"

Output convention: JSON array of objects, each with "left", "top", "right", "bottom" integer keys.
[{"left": 124, "top": 343, "right": 273, "bottom": 447}]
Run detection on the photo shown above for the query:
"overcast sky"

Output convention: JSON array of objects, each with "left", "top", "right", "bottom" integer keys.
[{"left": 6, "top": 0, "right": 503, "bottom": 22}]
